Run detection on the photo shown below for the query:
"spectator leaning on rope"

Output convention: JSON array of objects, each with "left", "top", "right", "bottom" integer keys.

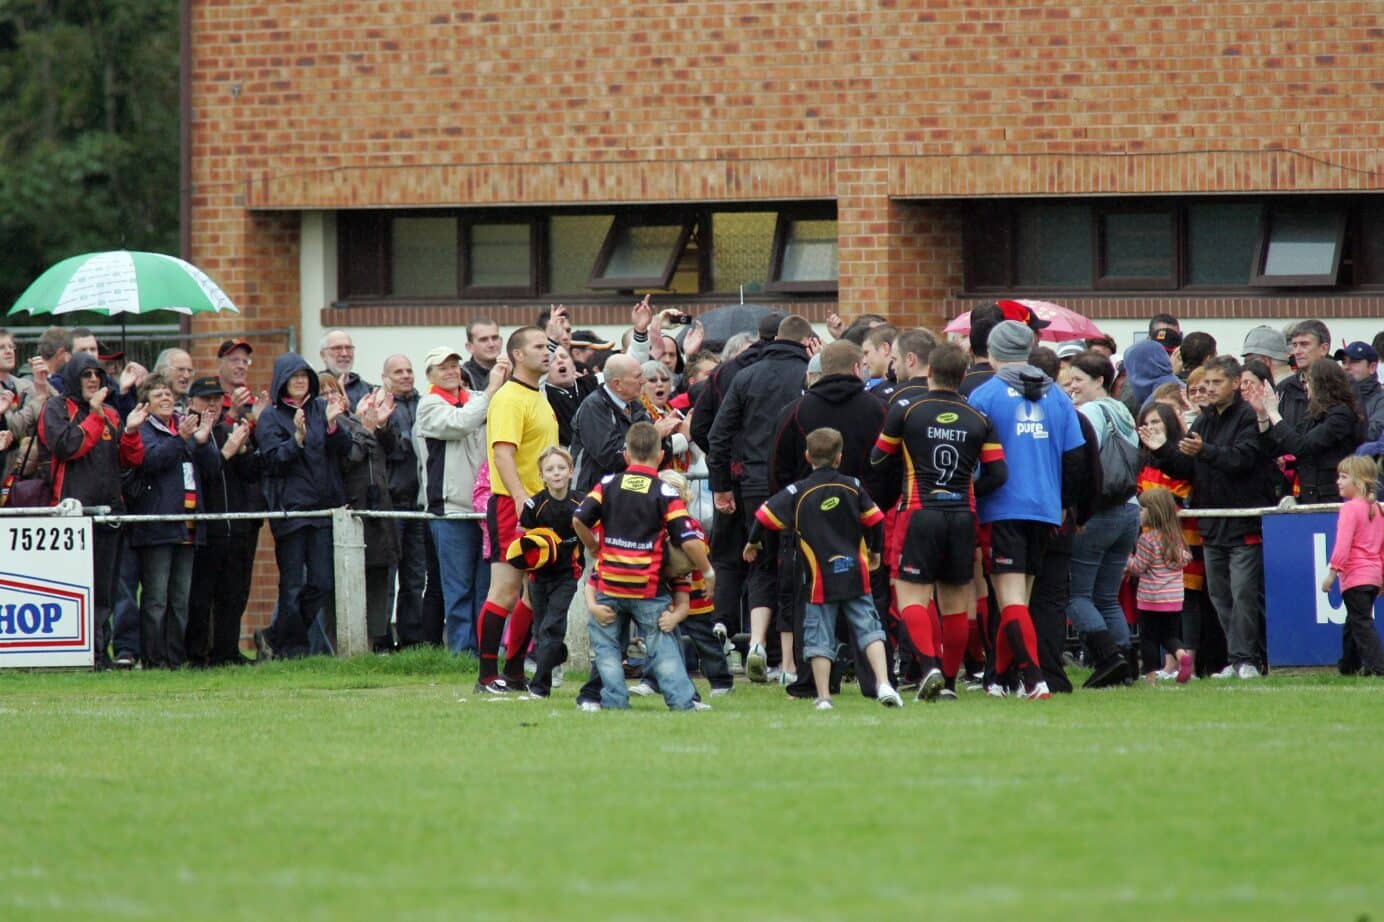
[
  {"left": 253, "top": 353, "right": 351, "bottom": 661},
  {"left": 416, "top": 345, "right": 510, "bottom": 655}
]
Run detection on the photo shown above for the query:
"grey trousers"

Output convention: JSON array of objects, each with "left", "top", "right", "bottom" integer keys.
[{"left": 1202, "top": 541, "right": 1265, "bottom": 668}]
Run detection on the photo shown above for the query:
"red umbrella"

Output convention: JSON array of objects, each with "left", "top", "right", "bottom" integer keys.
[{"left": 944, "top": 299, "right": 1104, "bottom": 343}]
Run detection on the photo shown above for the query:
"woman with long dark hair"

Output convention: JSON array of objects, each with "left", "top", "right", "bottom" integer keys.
[
  {"left": 1248, "top": 357, "right": 1360, "bottom": 502},
  {"left": 1063, "top": 351, "right": 1141, "bottom": 688}
]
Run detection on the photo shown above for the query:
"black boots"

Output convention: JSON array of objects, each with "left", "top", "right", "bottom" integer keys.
[{"left": 1082, "top": 630, "right": 1130, "bottom": 689}]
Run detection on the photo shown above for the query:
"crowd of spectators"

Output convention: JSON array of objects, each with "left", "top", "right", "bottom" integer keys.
[{"left": 3, "top": 304, "right": 1383, "bottom": 691}]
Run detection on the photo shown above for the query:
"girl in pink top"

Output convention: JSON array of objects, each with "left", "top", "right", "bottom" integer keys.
[
  {"left": 1321, "top": 456, "right": 1384, "bottom": 676},
  {"left": 1128, "top": 488, "right": 1194, "bottom": 683}
]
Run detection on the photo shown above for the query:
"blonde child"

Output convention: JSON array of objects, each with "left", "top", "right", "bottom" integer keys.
[
  {"left": 1321, "top": 456, "right": 1384, "bottom": 676},
  {"left": 515, "top": 446, "right": 584, "bottom": 697},
  {"left": 1127, "top": 488, "right": 1194, "bottom": 683}
]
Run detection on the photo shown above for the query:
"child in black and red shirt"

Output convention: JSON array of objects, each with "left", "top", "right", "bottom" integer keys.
[
  {"left": 746, "top": 427, "right": 903, "bottom": 711},
  {"left": 517, "top": 446, "right": 584, "bottom": 698},
  {"left": 572, "top": 421, "right": 713, "bottom": 711}
]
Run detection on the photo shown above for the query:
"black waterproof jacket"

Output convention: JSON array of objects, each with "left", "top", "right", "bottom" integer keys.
[
  {"left": 1151, "top": 393, "right": 1277, "bottom": 544},
  {"left": 769, "top": 373, "right": 893, "bottom": 508},
  {"left": 257, "top": 353, "right": 350, "bottom": 536},
  {"left": 707, "top": 340, "right": 809, "bottom": 495}
]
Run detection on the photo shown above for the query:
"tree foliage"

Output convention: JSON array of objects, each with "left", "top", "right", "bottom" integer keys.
[{"left": 0, "top": 0, "right": 179, "bottom": 324}]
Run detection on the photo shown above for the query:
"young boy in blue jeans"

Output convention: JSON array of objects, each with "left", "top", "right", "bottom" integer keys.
[
  {"left": 745, "top": 427, "right": 903, "bottom": 710},
  {"left": 572, "top": 421, "right": 714, "bottom": 711}
]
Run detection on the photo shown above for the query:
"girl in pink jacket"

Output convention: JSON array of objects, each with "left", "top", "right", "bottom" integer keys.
[
  {"left": 1128, "top": 488, "right": 1194, "bottom": 683},
  {"left": 1321, "top": 456, "right": 1384, "bottom": 676}
]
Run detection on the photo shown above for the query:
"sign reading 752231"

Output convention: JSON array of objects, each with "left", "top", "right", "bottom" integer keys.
[{"left": 0, "top": 517, "right": 94, "bottom": 668}]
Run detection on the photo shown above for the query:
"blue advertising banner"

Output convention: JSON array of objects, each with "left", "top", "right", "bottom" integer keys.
[{"left": 1262, "top": 510, "right": 1378, "bottom": 667}]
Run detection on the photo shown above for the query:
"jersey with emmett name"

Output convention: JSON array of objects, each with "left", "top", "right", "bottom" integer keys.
[{"left": 873, "top": 389, "right": 1003, "bottom": 512}]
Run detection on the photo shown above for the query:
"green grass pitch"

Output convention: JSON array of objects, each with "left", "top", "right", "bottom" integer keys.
[{"left": 1, "top": 649, "right": 1380, "bottom": 920}]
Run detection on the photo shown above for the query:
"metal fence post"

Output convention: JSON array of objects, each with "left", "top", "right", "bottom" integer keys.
[{"left": 332, "top": 507, "right": 369, "bottom": 656}]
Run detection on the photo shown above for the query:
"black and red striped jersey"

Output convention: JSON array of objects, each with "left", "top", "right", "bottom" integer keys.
[
  {"left": 870, "top": 388, "right": 1006, "bottom": 512},
  {"left": 574, "top": 463, "right": 701, "bottom": 599},
  {"left": 750, "top": 468, "right": 885, "bottom": 604},
  {"left": 520, "top": 487, "right": 585, "bottom": 577}
]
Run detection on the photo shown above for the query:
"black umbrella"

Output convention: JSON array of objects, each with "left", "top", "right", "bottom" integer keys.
[{"left": 679, "top": 303, "right": 783, "bottom": 353}]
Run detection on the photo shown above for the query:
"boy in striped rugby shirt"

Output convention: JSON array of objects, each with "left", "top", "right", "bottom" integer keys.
[{"left": 572, "top": 422, "right": 713, "bottom": 711}]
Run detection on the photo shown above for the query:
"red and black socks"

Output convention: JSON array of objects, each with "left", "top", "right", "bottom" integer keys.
[
  {"left": 999, "top": 604, "right": 1042, "bottom": 687},
  {"left": 477, "top": 601, "right": 508, "bottom": 681},
  {"left": 940, "top": 612, "right": 970, "bottom": 683},
  {"left": 899, "top": 603, "right": 939, "bottom": 674},
  {"left": 502, "top": 598, "right": 534, "bottom": 682}
]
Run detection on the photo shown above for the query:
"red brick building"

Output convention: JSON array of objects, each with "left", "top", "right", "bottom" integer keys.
[{"left": 185, "top": 0, "right": 1383, "bottom": 620}]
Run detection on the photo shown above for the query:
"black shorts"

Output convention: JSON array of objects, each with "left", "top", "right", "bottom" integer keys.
[
  {"left": 897, "top": 506, "right": 977, "bottom": 586},
  {"left": 988, "top": 519, "right": 1056, "bottom": 576}
]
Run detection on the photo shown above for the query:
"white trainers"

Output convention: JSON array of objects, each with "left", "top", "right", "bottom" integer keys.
[
  {"left": 876, "top": 683, "right": 903, "bottom": 708},
  {"left": 916, "top": 667, "right": 945, "bottom": 702},
  {"left": 577, "top": 700, "right": 601, "bottom": 712},
  {"left": 1211, "top": 665, "right": 1237, "bottom": 679},
  {"left": 709, "top": 685, "right": 734, "bottom": 697},
  {"left": 713, "top": 622, "right": 733, "bottom": 655},
  {"left": 777, "top": 670, "right": 798, "bottom": 687},
  {"left": 1237, "top": 663, "right": 1262, "bottom": 680},
  {"left": 814, "top": 697, "right": 834, "bottom": 711},
  {"left": 746, "top": 643, "right": 768, "bottom": 683},
  {"left": 628, "top": 680, "right": 655, "bottom": 697},
  {"left": 1154, "top": 669, "right": 1178, "bottom": 681},
  {"left": 985, "top": 682, "right": 1009, "bottom": 698},
  {"left": 1018, "top": 680, "right": 1051, "bottom": 701},
  {"left": 691, "top": 700, "right": 713, "bottom": 711}
]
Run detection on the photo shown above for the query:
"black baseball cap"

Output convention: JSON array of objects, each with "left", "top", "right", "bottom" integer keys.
[{"left": 188, "top": 376, "right": 225, "bottom": 398}]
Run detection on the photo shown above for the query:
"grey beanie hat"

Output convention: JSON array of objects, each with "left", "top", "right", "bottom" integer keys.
[
  {"left": 1242, "top": 324, "right": 1290, "bottom": 363},
  {"left": 988, "top": 320, "right": 1036, "bottom": 363}
]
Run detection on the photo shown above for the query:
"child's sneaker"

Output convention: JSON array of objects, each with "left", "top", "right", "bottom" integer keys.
[
  {"left": 727, "top": 650, "right": 744, "bottom": 675},
  {"left": 628, "top": 680, "right": 655, "bottom": 697},
  {"left": 691, "top": 700, "right": 713, "bottom": 711},
  {"left": 814, "top": 697, "right": 834, "bottom": 711},
  {"left": 876, "top": 683, "right": 903, "bottom": 707},
  {"left": 713, "top": 622, "right": 733, "bottom": 655},
  {"left": 745, "top": 643, "right": 768, "bottom": 683},
  {"left": 985, "top": 682, "right": 1008, "bottom": 698},
  {"left": 577, "top": 699, "right": 601, "bottom": 712},
  {"left": 916, "top": 667, "right": 945, "bottom": 702}
]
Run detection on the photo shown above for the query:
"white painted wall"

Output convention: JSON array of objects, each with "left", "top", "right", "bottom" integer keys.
[{"left": 298, "top": 216, "right": 1382, "bottom": 378}]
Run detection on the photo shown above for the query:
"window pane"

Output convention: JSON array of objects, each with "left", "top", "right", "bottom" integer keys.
[
  {"left": 1102, "top": 211, "right": 1172, "bottom": 279},
  {"left": 712, "top": 212, "right": 776, "bottom": 292},
  {"left": 391, "top": 217, "right": 457, "bottom": 297},
  {"left": 965, "top": 208, "right": 1010, "bottom": 288},
  {"left": 597, "top": 223, "right": 686, "bottom": 281},
  {"left": 1262, "top": 209, "right": 1341, "bottom": 277},
  {"left": 549, "top": 215, "right": 613, "bottom": 292},
  {"left": 469, "top": 223, "right": 531, "bottom": 289},
  {"left": 1015, "top": 204, "right": 1092, "bottom": 287},
  {"left": 1358, "top": 207, "right": 1384, "bottom": 285},
  {"left": 780, "top": 219, "right": 838, "bottom": 281},
  {"left": 340, "top": 213, "right": 386, "bottom": 297},
  {"left": 1187, "top": 203, "right": 1260, "bottom": 285}
]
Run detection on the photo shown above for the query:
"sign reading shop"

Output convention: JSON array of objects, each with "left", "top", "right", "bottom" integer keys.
[{"left": 0, "top": 517, "right": 94, "bottom": 668}]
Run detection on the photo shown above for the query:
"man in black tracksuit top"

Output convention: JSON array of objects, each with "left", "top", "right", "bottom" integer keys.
[
  {"left": 707, "top": 314, "right": 816, "bottom": 681},
  {"left": 770, "top": 340, "right": 893, "bottom": 696}
]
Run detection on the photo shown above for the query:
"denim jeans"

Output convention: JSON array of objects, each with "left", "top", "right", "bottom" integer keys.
[
  {"left": 1202, "top": 541, "right": 1265, "bottom": 668},
  {"left": 266, "top": 524, "right": 335, "bottom": 653},
  {"left": 137, "top": 544, "right": 195, "bottom": 668},
  {"left": 590, "top": 593, "right": 695, "bottom": 710},
  {"left": 430, "top": 518, "right": 489, "bottom": 655},
  {"left": 388, "top": 518, "right": 430, "bottom": 645},
  {"left": 803, "top": 595, "right": 885, "bottom": 661},
  {"left": 111, "top": 533, "right": 141, "bottom": 659},
  {"left": 1066, "top": 502, "right": 1140, "bottom": 648}
]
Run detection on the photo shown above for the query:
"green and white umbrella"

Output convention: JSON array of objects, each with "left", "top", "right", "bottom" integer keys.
[{"left": 8, "top": 250, "right": 238, "bottom": 317}]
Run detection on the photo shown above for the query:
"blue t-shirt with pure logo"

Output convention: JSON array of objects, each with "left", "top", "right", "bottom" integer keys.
[{"left": 966, "top": 374, "right": 1084, "bottom": 526}]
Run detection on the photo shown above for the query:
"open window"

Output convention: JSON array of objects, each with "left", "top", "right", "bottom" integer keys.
[
  {"left": 1250, "top": 205, "right": 1347, "bottom": 287},
  {"left": 766, "top": 213, "right": 838, "bottom": 293},
  {"left": 587, "top": 213, "right": 696, "bottom": 290}
]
